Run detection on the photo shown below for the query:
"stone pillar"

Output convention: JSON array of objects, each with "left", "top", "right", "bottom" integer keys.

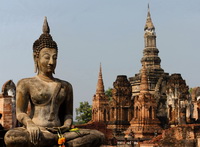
[{"left": 0, "top": 97, "right": 16, "bottom": 129}]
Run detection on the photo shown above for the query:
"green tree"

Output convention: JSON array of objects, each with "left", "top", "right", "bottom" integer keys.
[
  {"left": 75, "top": 101, "right": 92, "bottom": 124},
  {"left": 105, "top": 87, "right": 112, "bottom": 100},
  {"left": 189, "top": 88, "right": 193, "bottom": 94}
]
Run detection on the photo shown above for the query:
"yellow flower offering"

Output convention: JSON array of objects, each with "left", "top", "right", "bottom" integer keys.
[{"left": 69, "top": 128, "right": 79, "bottom": 132}]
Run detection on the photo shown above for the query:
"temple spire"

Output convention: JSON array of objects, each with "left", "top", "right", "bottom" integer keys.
[
  {"left": 96, "top": 63, "right": 105, "bottom": 94},
  {"left": 140, "top": 65, "right": 149, "bottom": 93},
  {"left": 43, "top": 16, "right": 50, "bottom": 34},
  {"left": 144, "top": 4, "right": 155, "bottom": 31}
]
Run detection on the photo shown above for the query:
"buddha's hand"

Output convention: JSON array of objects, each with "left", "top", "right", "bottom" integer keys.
[
  {"left": 46, "top": 125, "right": 70, "bottom": 134},
  {"left": 27, "top": 123, "right": 41, "bottom": 145}
]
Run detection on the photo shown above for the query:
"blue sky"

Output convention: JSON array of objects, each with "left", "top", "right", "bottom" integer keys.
[{"left": 0, "top": 0, "right": 200, "bottom": 119}]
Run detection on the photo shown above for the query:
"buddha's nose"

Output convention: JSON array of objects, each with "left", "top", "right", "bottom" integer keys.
[{"left": 49, "top": 58, "right": 54, "bottom": 65}]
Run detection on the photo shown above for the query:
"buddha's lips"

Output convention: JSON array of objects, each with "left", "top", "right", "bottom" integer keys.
[{"left": 47, "top": 66, "right": 54, "bottom": 70}]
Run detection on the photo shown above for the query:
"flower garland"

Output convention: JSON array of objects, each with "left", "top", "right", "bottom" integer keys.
[
  {"left": 57, "top": 128, "right": 66, "bottom": 147},
  {"left": 57, "top": 127, "right": 80, "bottom": 147}
]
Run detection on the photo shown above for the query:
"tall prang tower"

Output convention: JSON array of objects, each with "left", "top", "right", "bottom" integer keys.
[
  {"left": 143, "top": 5, "right": 161, "bottom": 70},
  {"left": 129, "top": 5, "right": 168, "bottom": 97},
  {"left": 129, "top": 6, "right": 169, "bottom": 127}
]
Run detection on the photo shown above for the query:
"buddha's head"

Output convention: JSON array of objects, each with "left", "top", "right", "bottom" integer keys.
[{"left": 33, "top": 17, "right": 58, "bottom": 75}]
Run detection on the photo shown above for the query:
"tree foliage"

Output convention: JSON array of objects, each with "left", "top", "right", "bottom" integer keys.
[
  {"left": 105, "top": 87, "right": 113, "bottom": 100},
  {"left": 189, "top": 88, "right": 193, "bottom": 94},
  {"left": 75, "top": 101, "right": 92, "bottom": 124},
  {"left": 75, "top": 88, "right": 112, "bottom": 124}
]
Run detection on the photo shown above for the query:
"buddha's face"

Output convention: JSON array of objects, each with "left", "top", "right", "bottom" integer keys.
[{"left": 37, "top": 48, "right": 57, "bottom": 75}]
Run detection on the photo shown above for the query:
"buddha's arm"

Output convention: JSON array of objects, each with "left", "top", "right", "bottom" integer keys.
[
  {"left": 63, "top": 83, "right": 73, "bottom": 128},
  {"left": 16, "top": 79, "right": 32, "bottom": 126},
  {"left": 16, "top": 79, "right": 40, "bottom": 145}
]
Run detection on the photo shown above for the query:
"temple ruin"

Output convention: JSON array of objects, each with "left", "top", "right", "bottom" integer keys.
[
  {"left": 88, "top": 6, "right": 200, "bottom": 146},
  {"left": 0, "top": 5, "right": 200, "bottom": 147}
]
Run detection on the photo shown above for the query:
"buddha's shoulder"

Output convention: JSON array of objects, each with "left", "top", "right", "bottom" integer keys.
[
  {"left": 16, "top": 77, "right": 38, "bottom": 87},
  {"left": 55, "top": 78, "right": 72, "bottom": 89}
]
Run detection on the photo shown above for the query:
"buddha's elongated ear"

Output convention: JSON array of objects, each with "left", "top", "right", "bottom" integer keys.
[{"left": 33, "top": 52, "right": 38, "bottom": 73}]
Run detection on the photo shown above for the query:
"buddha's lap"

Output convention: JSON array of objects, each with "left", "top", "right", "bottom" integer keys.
[{"left": 5, "top": 127, "right": 103, "bottom": 142}]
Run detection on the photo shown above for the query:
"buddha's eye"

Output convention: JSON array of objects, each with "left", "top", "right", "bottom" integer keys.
[
  {"left": 53, "top": 55, "right": 57, "bottom": 60},
  {"left": 43, "top": 54, "right": 50, "bottom": 60}
]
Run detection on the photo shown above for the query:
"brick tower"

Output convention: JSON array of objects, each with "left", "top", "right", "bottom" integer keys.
[
  {"left": 92, "top": 64, "right": 109, "bottom": 122},
  {"left": 129, "top": 5, "right": 169, "bottom": 127},
  {"left": 0, "top": 80, "right": 16, "bottom": 129},
  {"left": 107, "top": 75, "right": 132, "bottom": 137},
  {"left": 125, "top": 66, "right": 162, "bottom": 139},
  {"left": 166, "top": 74, "right": 191, "bottom": 125},
  {"left": 129, "top": 5, "right": 167, "bottom": 97}
]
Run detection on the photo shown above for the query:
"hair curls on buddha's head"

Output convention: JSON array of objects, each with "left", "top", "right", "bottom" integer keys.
[
  {"left": 33, "top": 17, "right": 58, "bottom": 73},
  {"left": 33, "top": 17, "right": 58, "bottom": 58}
]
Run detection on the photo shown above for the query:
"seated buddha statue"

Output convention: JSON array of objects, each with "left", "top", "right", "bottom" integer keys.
[{"left": 4, "top": 17, "right": 104, "bottom": 147}]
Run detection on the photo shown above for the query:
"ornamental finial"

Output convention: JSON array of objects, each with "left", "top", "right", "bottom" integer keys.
[
  {"left": 144, "top": 4, "right": 155, "bottom": 31},
  {"left": 43, "top": 16, "right": 50, "bottom": 34}
]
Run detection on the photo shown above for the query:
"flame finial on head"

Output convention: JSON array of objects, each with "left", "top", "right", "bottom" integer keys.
[
  {"left": 33, "top": 17, "right": 58, "bottom": 57},
  {"left": 43, "top": 16, "right": 50, "bottom": 34}
]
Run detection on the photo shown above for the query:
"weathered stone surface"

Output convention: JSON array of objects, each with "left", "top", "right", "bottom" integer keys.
[
  {"left": 158, "top": 125, "right": 196, "bottom": 147},
  {"left": 4, "top": 17, "right": 104, "bottom": 147},
  {"left": 191, "top": 87, "right": 200, "bottom": 121},
  {"left": 125, "top": 66, "right": 162, "bottom": 139},
  {"left": 89, "top": 6, "right": 195, "bottom": 145},
  {"left": 166, "top": 74, "right": 191, "bottom": 126},
  {"left": 92, "top": 64, "right": 109, "bottom": 123},
  {"left": 106, "top": 75, "right": 132, "bottom": 137},
  {"left": 1, "top": 5, "right": 199, "bottom": 147},
  {"left": 129, "top": 7, "right": 170, "bottom": 130},
  {"left": 0, "top": 80, "right": 16, "bottom": 130}
]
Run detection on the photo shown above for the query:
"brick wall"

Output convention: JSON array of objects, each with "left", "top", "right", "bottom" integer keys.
[{"left": 0, "top": 97, "right": 16, "bottom": 129}]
